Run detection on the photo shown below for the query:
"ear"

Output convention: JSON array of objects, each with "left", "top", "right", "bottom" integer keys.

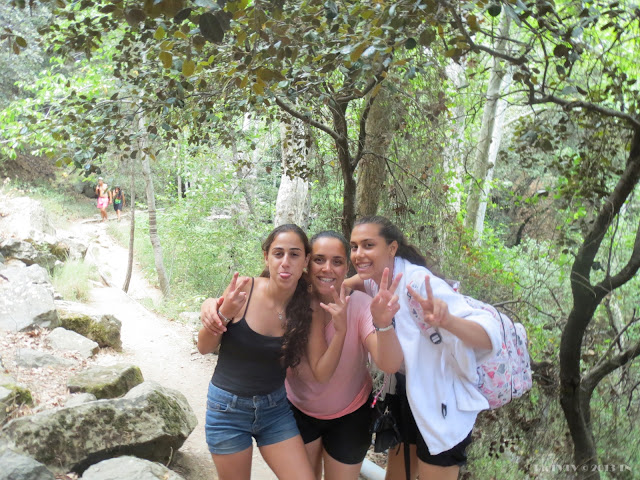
[
  {"left": 389, "top": 240, "right": 398, "bottom": 257},
  {"left": 263, "top": 250, "right": 269, "bottom": 265},
  {"left": 304, "top": 253, "right": 310, "bottom": 268}
]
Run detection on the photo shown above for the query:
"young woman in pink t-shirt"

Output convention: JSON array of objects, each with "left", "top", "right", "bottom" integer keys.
[{"left": 285, "top": 231, "right": 404, "bottom": 480}]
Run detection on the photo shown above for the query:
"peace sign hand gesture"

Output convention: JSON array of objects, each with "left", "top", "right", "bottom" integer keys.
[
  {"left": 319, "top": 284, "right": 350, "bottom": 334},
  {"left": 406, "top": 275, "right": 451, "bottom": 329},
  {"left": 370, "top": 268, "right": 402, "bottom": 329},
  {"left": 221, "top": 272, "right": 250, "bottom": 320}
]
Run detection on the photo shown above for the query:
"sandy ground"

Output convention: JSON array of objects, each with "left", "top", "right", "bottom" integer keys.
[{"left": 71, "top": 218, "right": 278, "bottom": 480}]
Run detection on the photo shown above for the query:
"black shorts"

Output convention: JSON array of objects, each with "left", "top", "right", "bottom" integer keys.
[
  {"left": 113, "top": 203, "right": 123, "bottom": 211},
  {"left": 390, "top": 373, "right": 472, "bottom": 467},
  {"left": 289, "top": 396, "right": 373, "bottom": 465}
]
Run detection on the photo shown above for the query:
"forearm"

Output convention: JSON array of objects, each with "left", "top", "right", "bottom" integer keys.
[
  {"left": 442, "top": 315, "right": 492, "bottom": 351},
  {"left": 197, "top": 327, "right": 222, "bottom": 354},
  {"left": 372, "top": 329, "right": 403, "bottom": 374},
  {"left": 308, "top": 330, "right": 347, "bottom": 383}
]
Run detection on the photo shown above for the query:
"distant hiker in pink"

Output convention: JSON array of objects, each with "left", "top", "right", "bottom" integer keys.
[{"left": 95, "top": 177, "right": 111, "bottom": 222}]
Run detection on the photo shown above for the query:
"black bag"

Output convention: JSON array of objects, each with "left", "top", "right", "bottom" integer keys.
[{"left": 370, "top": 398, "right": 401, "bottom": 453}]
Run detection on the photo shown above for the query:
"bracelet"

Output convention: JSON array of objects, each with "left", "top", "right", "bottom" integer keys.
[
  {"left": 217, "top": 309, "right": 233, "bottom": 325},
  {"left": 374, "top": 317, "right": 395, "bottom": 332}
]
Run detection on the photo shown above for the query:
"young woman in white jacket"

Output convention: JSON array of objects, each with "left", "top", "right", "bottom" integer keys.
[{"left": 345, "top": 216, "right": 501, "bottom": 480}]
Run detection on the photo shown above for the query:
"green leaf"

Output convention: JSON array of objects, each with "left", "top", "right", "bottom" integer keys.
[
  {"left": 154, "top": 26, "right": 166, "bottom": 41},
  {"left": 405, "top": 37, "right": 417, "bottom": 49},
  {"left": 159, "top": 51, "right": 173, "bottom": 69},
  {"left": 487, "top": 4, "right": 502, "bottom": 16},
  {"left": 419, "top": 29, "right": 436, "bottom": 47},
  {"left": 182, "top": 59, "right": 196, "bottom": 77},
  {"left": 124, "top": 8, "right": 146, "bottom": 25},
  {"left": 553, "top": 44, "right": 569, "bottom": 57},
  {"left": 15, "top": 36, "right": 27, "bottom": 48},
  {"left": 174, "top": 8, "right": 192, "bottom": 24},
  {"left": 200, "top": 12, "right": 224, "bottom": 43},
  {"left": 350, "top": 43, "right": 368, "bottom": 62}
]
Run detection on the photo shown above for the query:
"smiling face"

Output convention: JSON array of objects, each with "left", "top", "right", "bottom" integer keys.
[
  {"left": 264, "top": 231, "right": 310, "bottom": 288},
  {"left": 309, "top": 237, "right": 349, "bottom": 302},
  {"left": 350, "top": 223, "right": 397, "bottom": 285}
]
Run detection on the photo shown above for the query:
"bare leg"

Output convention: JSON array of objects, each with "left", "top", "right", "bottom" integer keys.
[
  {"left": 211, "top": 446, "right": 253, "bottom": 480},
  {"left": 260, "top": 435, "right": 315, "bottom": 480},
  {"left": 323, "top": 449, "right": 363, "bottom": 480},
  {"left": 303, "top": 438, "right": 323, "bottom": 480},
  {"left": 418, "top": 460, "right": 460, "bottom": 480},
  {"left": 386, "top": 444, "right": 418, "bottom": 480}
]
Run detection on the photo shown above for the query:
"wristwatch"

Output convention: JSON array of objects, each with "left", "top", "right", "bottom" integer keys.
[{"left": 374, "top": 317, "right": 395, "bottom": 332}]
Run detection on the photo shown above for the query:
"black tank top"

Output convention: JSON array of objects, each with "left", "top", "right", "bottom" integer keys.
[{"left": 211, "top": 278, "right": 286, "bottom": 396}]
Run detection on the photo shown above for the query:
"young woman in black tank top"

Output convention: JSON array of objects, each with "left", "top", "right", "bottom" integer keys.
[{"left": 198, "top": 224, "right": 316, "bottom": 480}]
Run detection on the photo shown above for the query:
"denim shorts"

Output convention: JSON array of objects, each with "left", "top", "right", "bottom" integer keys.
[{"left": 205, "top": 382, "right": 300, "bottom": 455}]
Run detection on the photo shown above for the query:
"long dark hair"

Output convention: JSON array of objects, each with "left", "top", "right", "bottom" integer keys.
[
  {"left": 261, "top": 224, "right": 312, "bottom": 369},
  {"left": 354, "top": 216, "right": 429, "bottom": 268}
]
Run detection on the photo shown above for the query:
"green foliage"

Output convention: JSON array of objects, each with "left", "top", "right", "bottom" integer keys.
[{"left": 52, "top": 259, "right": 98, "bottom": 302}]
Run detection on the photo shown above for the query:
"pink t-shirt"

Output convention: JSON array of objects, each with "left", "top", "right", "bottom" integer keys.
[{"left": 285, "top": 291, "right": 375, "bottom": 419}]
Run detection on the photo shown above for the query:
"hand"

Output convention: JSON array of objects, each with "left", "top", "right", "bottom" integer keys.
[
  {"left": 406, "top": 275, "right": 451, "bottom": 328},
  {"left": 220, "top": 271, "right": 249, "bottom": 319},
  {"left": 201, "top": 296, "right": 225, "bottom": 336},
  {"left": 370, "top": 268, "right": 402, "bottom": 329},
  {"left": 319, "top": 284, "right": 350, "bottom": 333}
]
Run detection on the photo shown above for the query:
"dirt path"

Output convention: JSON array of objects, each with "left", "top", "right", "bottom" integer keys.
[{"left": 74, "top": 219, "right": 277, "bottom": 480}]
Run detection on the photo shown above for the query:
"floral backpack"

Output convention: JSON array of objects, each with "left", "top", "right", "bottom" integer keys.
[
  {"left": 405, "top": 277, "right": 532, "bottom": 409},
  {"left": 460, "top": 296, "right": 532, "bottom": 409}
]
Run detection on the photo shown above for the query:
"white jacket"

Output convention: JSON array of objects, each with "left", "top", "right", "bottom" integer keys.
[{"left": 365, "top": 257, "right": 501, "bottom": 454}]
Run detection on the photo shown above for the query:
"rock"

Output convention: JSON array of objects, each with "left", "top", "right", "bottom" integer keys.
[
  {"left": 49, "top": 232, "right": 89, "bottom": 262},
  {"left": 0, "top": 263, "right": 59, "bottom": 332},
  {"left": 64, "top": 393, "right": 98, "bottom": 408},
  {"left": 0, "top": 239, "right": 58, "bottom": 271},
  {"left": 0, "top": 252, "right": 4, "bottom": 264},
  {"left": 46, "top": 327, "right": 99, "bottom": 358},
  {"left": 55, "top": 300, "right": 122, "bottom": 351},
  {"left": 0, "top": 196, "right": 56, "bottom": 242},
  {"left": 0, "top": 449, "right": 55, "bottom": 480},
  {"left": 68, "top": 364, "right": 144, "bottom": 399},
  {"left": 14, "top": 348, "right": 75, "bottom": 368},
  {"left": 0, "top": 381, "right": 198, "bottom": 474},
  {"left": 80, "top": 456, "right": 186, "bottom": 480},
  {"left": 0, "top": 375, "right": 32, "bottom": 424}
]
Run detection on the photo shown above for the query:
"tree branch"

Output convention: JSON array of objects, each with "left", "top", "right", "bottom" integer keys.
[
  {"left": 353, "top": 92, "right": 377, "bottom": 168},
  {"left": 274, "top": 96, "right": 340, "bottom": 142},
  {"left": 583, "top": 340, "right": 640, "bottom": 395},
  {"left": 530, "top": 95, "right": 640, "bottom": 129}
]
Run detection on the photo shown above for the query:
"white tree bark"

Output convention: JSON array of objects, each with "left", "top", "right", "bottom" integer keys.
[
  {"left": 274, "top": 117, "right": 311, "bottom": 228},
  {"left": 464, "top": 13, "right": 512, "bottom": 240}
]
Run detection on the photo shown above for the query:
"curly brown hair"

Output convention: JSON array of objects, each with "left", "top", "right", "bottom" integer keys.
[{"left": 260, "top": 224, "right": 312, "bottom": 369}]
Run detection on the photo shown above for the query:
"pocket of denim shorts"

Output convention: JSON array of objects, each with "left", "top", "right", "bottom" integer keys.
[{"left": 207, "top": 399, "right": 230, "bottom": 412}]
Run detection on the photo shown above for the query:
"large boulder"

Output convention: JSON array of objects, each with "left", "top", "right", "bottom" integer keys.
[
  {"left": 0, "top": 196, "right": 56, "bottom": 242},
  {"left": 80, "top": 456, "right": 186, "bottom": 480},
  {"left": 68, "top": 364, "right": 144, "bottom": 399},
  {"left": 0, "top": 449, "right": 55, "bottom": 480},
  {"left": 45, "top": 327, "right": 99, "bottom": 358},
  {"left": 0, "top": 239, "right": 58, "bottom": 271},
  {"left": 0, "top": 381, "right": 197, "bottom": 474},
  {"left": 0, "top": 263, "right": 58, "bottom": 332},
  {"left": 55, "top": 300, "right": 122, "bottom": 350},
  {"left": 49, "top": 231, "right": 89, "bottom": 262}
]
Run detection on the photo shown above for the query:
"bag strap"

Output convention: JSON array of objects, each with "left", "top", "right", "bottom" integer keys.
[{"left": 401, "top": 391, "right": 411, "bottom": 480}]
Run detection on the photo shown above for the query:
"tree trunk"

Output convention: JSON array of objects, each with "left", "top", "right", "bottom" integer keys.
[
  {"left": 473, "top": 76, "right": 510, "bottom": 238},
  {"left": 139, "top": 138, "right": 171, "bottom": 297},
  {"left": 355, "top": 86, "right": 395, "bottom": 217},
  {"left": 122, "top": 157, "right": 136, "bottom": 293},
  {"left": 274, "top": 117, "right": 311, "bottom": 228},
  {"left": 560, "top": 128, "right": 640, "bottom": 479},
  {"left": 177, "top": 174, "right": 183, "bottom": 200},
  {"left": 464, "top": 13, "right": 511, "bottom": 236}
]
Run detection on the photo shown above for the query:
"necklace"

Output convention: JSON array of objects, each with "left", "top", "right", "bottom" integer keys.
[{"left": 276, "top": 308, "right": 285, "bottom": 323}]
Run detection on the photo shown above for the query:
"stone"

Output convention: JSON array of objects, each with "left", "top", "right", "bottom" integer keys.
[
  {"left": 0, "top": 239, "right": 58, "bottom": 271},
  {"left": 0, "top": 376, "right": 32, "bottom": 424},
  {"left": 0, "top": 196, "right": 57, "bottom": 242},
  {"left": 55, "top": 300, "right": 122, "bottom": 350},
  {"left": 64, "top": 393, "right": 97, "bottom": 408},
  {"left": 80, "top": 456, "right": 186, "bottom": 480},
  {"left": 14, "top": 348, "right": 75, "bottom": 368},
  {"left": 0, "top": 449, "right": 55, "bottom": 480},
  {"left": 68, "top": 364, "right": 144, "bottom": 399},
  {"left": 0, "top": 263, "right": 58, "bottom": 332},
  {"left": 0, "top": 381, "right": 198, "bottom": 474},
  {"left": 45, "top": 327, "right": 99, "bottom": 358}
]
